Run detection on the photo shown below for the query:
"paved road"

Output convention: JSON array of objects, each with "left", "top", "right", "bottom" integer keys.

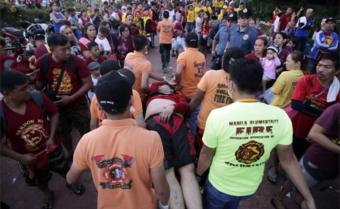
[{"left": 1, "top": 38, "right": 339, "bottom": 209}]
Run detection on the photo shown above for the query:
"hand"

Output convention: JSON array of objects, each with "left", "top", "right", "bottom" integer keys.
[
  {"left": 301, "top": 199, "right": 316, "bottom": 209},
  {"left": 160, "top": 105, "right": 174, "bottom": 122},
  {"left": 54, "top": 95, "right": 74, "bottom": 106},
  {"left": 19, "top": 154, "right": 37, "bottom": 166}
]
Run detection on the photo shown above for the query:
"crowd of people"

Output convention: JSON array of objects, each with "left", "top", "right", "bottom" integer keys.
[{"left": 0, "top": 0, "right": 339, "bottom": 209}]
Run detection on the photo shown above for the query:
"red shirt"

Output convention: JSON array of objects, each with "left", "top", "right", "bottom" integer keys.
[
  {"left": 146, "top": 92, "right": 189, "bottom": 115},
  {"left": 35, "top": 54, "right": 91, "bottom": 106},
  {"left": 244, "top": 53, "right": 260, "bottom": 61},
  {"left": 279, "top": 14, "right": 291, "bottom": 31},
  {"left": 0, "top": 94, "right": 57, "bottom": 154},
  {"left": 34, "top": 44, "right": 49, "bottom": 59},
  {"left": 291, "top": 75, "right": 340, "bottom": 139}
]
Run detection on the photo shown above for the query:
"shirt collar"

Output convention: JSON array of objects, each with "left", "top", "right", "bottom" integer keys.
[{"left": 102, "top": 118, "right": 136, "bottom": 127}]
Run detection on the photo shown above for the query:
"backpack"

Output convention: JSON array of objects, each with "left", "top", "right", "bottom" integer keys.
[
  {"left": 40, "top": 54, "right": 81, "bottom": 82},
  {"left": 0, "top": 91, "right": 45, "bottom": 144},
  {"left": 145, "top": 19, "right": 157, "bottom": 34}
]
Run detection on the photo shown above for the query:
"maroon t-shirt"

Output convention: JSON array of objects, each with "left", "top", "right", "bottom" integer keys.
[
  {"left": 291, "top": 75, "right": 340, "bottom": 139},
  {"left": 117, "top": 36, "right": 134, "bottom": 62},
  {"left": 244, "top": 53, "right": 260, "bottom": 61},
  {"left": 279, "top": 14, "right": 291, "bottom": 31},
  {"left": 0, "top": 94, "right": 57, "bottom": 154},
  {"left": 34, "top": 44, "right": 49, "bottom": 59},
  {"left": 35, "top": 54, "right": 90, "bottom": 106},
  {"left": 305, "top": 103, "right": 339, "bottom": 172}
]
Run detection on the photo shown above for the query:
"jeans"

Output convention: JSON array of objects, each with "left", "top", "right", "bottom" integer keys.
[
  {"left": 160, "top": 44, "right": 171, "bottom": 67},
  {"left": 188, "top": 106, "right": 200, "bottom": 138},
  {"left": 203, "top": 181, "right": 251, "bottom": 209}
]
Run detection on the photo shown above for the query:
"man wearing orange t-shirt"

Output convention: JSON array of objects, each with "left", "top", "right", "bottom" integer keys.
[
  {"left": 157, "top": 11, "right": 174, "bottom": 70},
  {"left": 176, "top": 32, "right": 206, "bottom": 137},
  {"left": 124, "top": 35, "right": 163, "bottom": 99},
  {"left": 66, "top": 71, "right": 170, "bottom": 209},
  {"left": 189, "top": 48, "right": 244, "bottom": 149}
]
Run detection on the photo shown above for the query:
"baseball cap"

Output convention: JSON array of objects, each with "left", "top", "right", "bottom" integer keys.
[
  {"left": 325, "top": 17, "right": 335, "bottom": 23},
  {"left": 95, "top": 71, "right": 132, "bottom": 115},
  {"left": 88, "top": 62, "right": 100, "bottom": 71},
  {"left": 238, "top": 8, "right": 250, "bottom": 19},
  {"left": 117, "top": 68, "right": 135, "bottom": 87},
  {"left": 185, "top": 32, "right": 198, "bottom": 44}
]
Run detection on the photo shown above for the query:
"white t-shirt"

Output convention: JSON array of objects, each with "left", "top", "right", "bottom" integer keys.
[
  {"left": 273, "top": 16, "right": 280, "bottom": 33},
  {"left": 95, "top": 37, "right": 111, "bottom": 52},
  {"left": 195, "top": 17, "right": 203, "bottom": 33}
]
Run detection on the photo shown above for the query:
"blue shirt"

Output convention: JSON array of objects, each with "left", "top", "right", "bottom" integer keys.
[
  {"left": 294, "top": 17, "right": 314, "bottom": 38},
  {"left": 229, "top": 25, "right": 258, "bottom": 54},
  {"left": 214, "top": 25, "right": 229, "bottom": 56}
]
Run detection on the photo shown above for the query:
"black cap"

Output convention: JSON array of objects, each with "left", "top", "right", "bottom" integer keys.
[
  {"left": 95, "top": 71, "right": 132, "bottom": 114},
  {"left": 185, "top": 32, "right": 198, "bottom": 43},
  {"left": 325, "top": 17, "right": 335, "bottom": 23},
  {"left": 238, "top": 8, "right": 250, "bottom": 19},
  {"left": 117, "top": 68, "right": 135, "bottom": 86}
]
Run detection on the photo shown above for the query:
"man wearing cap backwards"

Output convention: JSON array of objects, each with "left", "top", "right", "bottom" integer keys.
[
  {"left": 196, "top": 58, "right": 317, "bottom": 209},
  {"left": 228, "top": 9, "right": 258, "bottom": 54},
  {"left": 67, "top": 71, "right": 170, "bottom": 209},
  {"left": 309, "top": 17, "right": 338, "bottom": 74}
]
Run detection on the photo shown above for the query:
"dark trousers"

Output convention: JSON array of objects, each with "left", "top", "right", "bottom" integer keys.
[
  {"left": 160, "top": 44, "right": 171, "bottom": 66},
  {"left": 295, "top": 36, "right": 307, "bottom": 53}
]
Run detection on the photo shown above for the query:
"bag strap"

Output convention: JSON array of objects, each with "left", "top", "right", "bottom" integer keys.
[
  {"left": 31, "top": 91, "right": 45, "bottom": 114},
  {"left": 52, "top": 61, "right": 67, "bottom": 96}
]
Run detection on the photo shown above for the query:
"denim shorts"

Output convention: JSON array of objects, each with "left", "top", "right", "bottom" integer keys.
[{"left": 203, "top": 180, "right": 251, "bottom": 209}]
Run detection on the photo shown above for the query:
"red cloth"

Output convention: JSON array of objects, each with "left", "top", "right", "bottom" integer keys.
[
  {"left": 291, "top": 75, "right": 340, "bottom": 139},
  {"left": 34, "top": 44, "right": 49, "bottom": 59},
  {"left": 279, "top": 14, "right": 291, "bottom": 31},
  {"left": 0, "top": 94, "right": 57, "bottom": 154}
]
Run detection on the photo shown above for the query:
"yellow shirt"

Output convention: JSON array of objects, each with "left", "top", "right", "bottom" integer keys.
[
  {"left": 271, "top": 70, "right": 304, "bottom": 108},
  {"left": 187, "top": 9, "right": 195, "bottom": 23}
]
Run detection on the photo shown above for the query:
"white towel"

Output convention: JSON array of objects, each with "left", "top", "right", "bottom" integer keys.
[{"left": 327, "top": 77, "right": 340, "bottom": 102}]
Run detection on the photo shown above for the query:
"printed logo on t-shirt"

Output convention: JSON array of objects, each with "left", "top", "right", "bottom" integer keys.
[
  {"left": 92, "top": 154, "right": 135, "bottom": 189},
  {"left": 194, "top": 61, "right": 205, "bottom": 77},
  {"left": 52, "top": 68, "right": 73, "bottom": 94},
  {"left": 235, "top": 140, "right": 264, "bottom": 164},
  {"left": 162, "top": 25, "right": 172, "bottom": 33},
  {"left": 214, "top": 83, "right": 232, "bottom": 104},
  {"left": 16, "top": 119, "right": 48, "bottom": 152}
]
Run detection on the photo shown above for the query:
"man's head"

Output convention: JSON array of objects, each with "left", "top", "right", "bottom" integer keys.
[
  {"left": 238, "top": 10, "right": 250, "bottom": 28},
  {"left": 133, "top": 35, "right": 148, "bottom": 51},
  {"left": 60, "top": 25, "right": 76, "bottom": 42},
  {"left": 47, "top": 33, "right": 70, "bottom": 62},
  {"left": 100, "top": 60, "right": 120, "bottom": 76},
  {"left": 88, "top": 41, "right": 100, "bottom": 57},
  {"left": 316, "top": 53, "right": 339, "bottom": 83},
  {"left": 286, "top": 7, "right": 293, "bottom": 15},
  {"left": 95, "top": 71, "right": 132, "bottom": 116},
  {"left": 0, "top": 71, "right": 31, "bottom": 103},
  {"left": 222, "top": 47, "right": 244, "bottom": 73},
  {"left": 185, "top": 32, "right": 198, "bottom": 48},
  {"left": 324, "top": 17, "right": 336, "bottom": 32},
  {"left": 228, "top": 58, "right": 263, "bottom": 98}
]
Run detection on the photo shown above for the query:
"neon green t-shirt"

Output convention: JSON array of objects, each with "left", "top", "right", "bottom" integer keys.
[{"left": 203, "top": 101, "right": 293, "bottom": 196}]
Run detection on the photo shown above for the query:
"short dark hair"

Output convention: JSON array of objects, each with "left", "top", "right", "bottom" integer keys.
[
  {"left": 100, "top": 60, "right": 120, "bottom": 76},
  {"left": 133, "top": 35, "right": 148, "bottom": 51},
  {"left": 229, "top": 58, "right": 263, "bottom": 94},
  {"left": 119, "top": 24, "right": 130, "bottom": 34},
  {"left": 47, "top": 33, "right": 69, "bottom": 48},
  {"left": 98, "top": 26, "right": 110, "bottom": 37},
  {"left": 222, "top": 47, "right": 244, "bottom": 73},
  {"left": 163, "top": 10, "right": 169, "bottom": 18},
  {"left": 319, "top": 52, "right": 339, "bottom": 69},
  {"left": 0, "top": 71, "right": 29, "bottom": 94},
  {"left": 87, "top": 41, "right": 98, "bottom": 50}
]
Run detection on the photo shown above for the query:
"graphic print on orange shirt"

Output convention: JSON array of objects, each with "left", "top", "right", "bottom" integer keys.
[
  {"left": 194, "top": 61, "right": 205, "bottom": 77},
  {"left": 51, "top": 68, "right": 73, "bottom": 94},
  {"left": 92, "top": 154, "right": 135, "bottom": 189},
  {"left": 214, "top": 83, "right": 232, "bottom": 104},
  {"left": 16, "top": 119, "right": 48, "bottom": 152}
]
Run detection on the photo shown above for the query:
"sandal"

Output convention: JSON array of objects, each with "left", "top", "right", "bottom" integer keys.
[
  {"left": 270, "top": 198, "right": 286, "bottom": 209},
  {"left": 267, "top": 169, "right": 278, "bottom": 184},
  {"left": 66, "top": 183, "right": 85, "bottom": 195},
  {"left": 41, "top": 191, "right": 54, "bottom": 209}
]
